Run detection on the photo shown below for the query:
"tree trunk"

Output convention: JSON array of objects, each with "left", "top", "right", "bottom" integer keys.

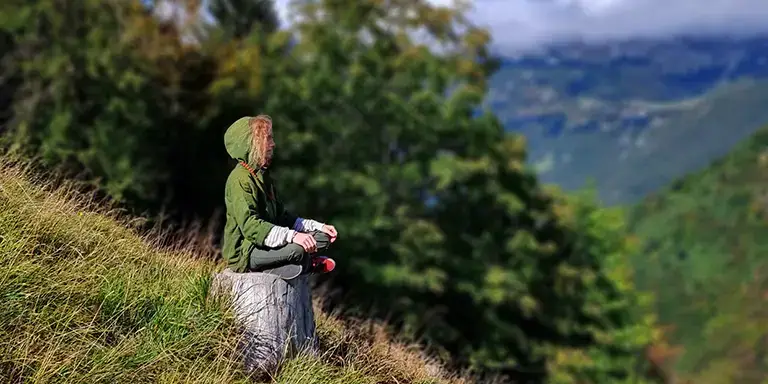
[{"left": 211, "top": 268, "right": 318, "bottom": 376}]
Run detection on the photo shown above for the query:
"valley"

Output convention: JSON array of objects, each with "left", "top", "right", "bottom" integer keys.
[{"left": 488, "top": 35, "right": 768, "bottom": 204}]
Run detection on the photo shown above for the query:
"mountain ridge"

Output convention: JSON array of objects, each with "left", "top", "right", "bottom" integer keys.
[{"left": 487, "top": 34, "right": 768, "bottom": 204}]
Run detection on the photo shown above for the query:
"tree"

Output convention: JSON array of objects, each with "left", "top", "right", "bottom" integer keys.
[
  {"left": 2, "top": 1, "right": 169, "bottom": 207},
  {"left": 1, "top": 0, "right": 661, "bottom": 381},
  {"left": 0, "top": 0, "right": 237, "bottom": 222},
  {"left": 235, "top": 0, "right": 660, "bottom": 381}
]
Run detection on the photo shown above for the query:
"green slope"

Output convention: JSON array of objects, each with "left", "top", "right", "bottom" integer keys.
[
  {"left": 0, "top": 160, "right": 468, "bottom": 384},
  {"left": 627, "top": 125, "right": 768, "bottom": 383}
]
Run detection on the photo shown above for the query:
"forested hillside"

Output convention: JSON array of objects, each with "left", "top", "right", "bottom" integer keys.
[
  {"left": 0, "top": 0, "right": 660, "bottom": 382},
  {"left": 628, "top": 124, "right": 768, "bottom": 383}
]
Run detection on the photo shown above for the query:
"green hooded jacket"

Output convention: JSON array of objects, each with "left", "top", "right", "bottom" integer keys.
[{"left": 221, "top": 117, "right": 298, "bottom": 272}]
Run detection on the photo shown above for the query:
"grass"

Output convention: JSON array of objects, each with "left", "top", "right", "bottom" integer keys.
[{"left": 0, "top": 158, "right": 472, "bottom": 384}]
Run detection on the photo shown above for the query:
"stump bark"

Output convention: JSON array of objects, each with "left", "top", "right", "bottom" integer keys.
[{"left": 211, "top": 268, "right": 318, "bottom": 376}]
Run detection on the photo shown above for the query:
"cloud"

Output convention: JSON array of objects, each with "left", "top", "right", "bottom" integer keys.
[
  {"left": 274, "top": 0, "right": 768, "bottom": 52},
  {"left": 468, "top": 0, "right": 768, "bottom": 51}
]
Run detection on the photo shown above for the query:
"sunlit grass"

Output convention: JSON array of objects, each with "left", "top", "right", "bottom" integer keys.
[{"left": 0, "top": 159, "right": 471, "bottom": 384}]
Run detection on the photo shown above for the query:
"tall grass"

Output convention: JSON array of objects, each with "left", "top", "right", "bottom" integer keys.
[{"left": 0, "top": 159, "right": 471, "bottom": 384}]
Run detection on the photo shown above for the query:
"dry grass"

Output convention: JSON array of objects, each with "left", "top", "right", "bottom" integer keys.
[{"left": 0, "top": 158, "right": 471, "bottom": 384}]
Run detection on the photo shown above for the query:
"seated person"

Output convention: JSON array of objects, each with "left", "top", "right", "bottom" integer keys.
[{"left": 221, "top": 114, "right": 337, "bottom": 276}]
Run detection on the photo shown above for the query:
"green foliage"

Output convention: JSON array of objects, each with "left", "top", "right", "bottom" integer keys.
[
  {"left": 1, "top": 0, "right": 659, "bottom": 382},
  {"left": 2, "top": 0, "right": 173, "bottom": 208},
  {"left": 628, "top": 125, "right": 768, "bottom": 382},
  {"left": 0, "top": 0, "right": 235, "bottom": 219}
]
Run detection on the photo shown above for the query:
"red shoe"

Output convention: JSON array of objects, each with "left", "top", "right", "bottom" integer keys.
[{"left": 311, "top": 256, "right": 336, "bottom": 274}]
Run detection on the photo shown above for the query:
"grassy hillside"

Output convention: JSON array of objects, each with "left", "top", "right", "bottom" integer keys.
[
  {"left": 627, "top": 124, "right": 768, "bottom": 383},
  {"left": 0, "top": 160, "right": 470, "bottom": 384}
]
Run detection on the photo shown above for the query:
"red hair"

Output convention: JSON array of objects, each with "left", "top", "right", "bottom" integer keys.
[{"left": 248, "top": 114, "right": 272, "bottom": 168}]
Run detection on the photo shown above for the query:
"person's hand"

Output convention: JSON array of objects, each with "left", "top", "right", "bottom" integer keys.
[
  {"left": 321, "top": 224, "right": 338, "bottom": 243},
  {"left": 292, "top": 232, "right": 317, "bottom": 253}
]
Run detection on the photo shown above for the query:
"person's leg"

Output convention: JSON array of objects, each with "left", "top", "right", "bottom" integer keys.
[
  {"left": 311, "top": 231, "right": 332, "bottom": 253},
  {"left": 248, "top": 243, "right": 308, "bottom": 272},
  {"left": 248, "top": 231, "right": 333, "bottom": 274},
  {"left": 308, "top": 231, "right": 335, "bottom": 273}
]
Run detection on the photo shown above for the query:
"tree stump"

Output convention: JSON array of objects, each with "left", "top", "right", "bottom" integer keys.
[{"left": 211, "top": 268, "right": 318, "bottom": 376}]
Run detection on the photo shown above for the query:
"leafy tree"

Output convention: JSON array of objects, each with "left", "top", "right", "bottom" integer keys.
[
  {"left": 239, "top": 1, "right": 660, "bottom": 381},
  {"left": 2, "top": 0, "right": 171, "bottom": 207},
  {"left": 0, "top": 0, "right": 235, "bottom": 222},
  {"left": 1, "top": 0, "right": 661, "bottom": 381}
]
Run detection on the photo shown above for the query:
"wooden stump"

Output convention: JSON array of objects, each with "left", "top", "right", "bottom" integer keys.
[{"left": 211, "top": 268, "right": 318, "bottom": 376}]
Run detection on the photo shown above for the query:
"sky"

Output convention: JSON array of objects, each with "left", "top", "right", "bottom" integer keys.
[{"left": 273, "top": 0, "right": 768, "bottom": 53}]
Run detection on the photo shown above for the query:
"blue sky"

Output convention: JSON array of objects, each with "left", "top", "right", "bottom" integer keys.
[{"left": 273, "top": 0, "right": 768, "bottom": 52}]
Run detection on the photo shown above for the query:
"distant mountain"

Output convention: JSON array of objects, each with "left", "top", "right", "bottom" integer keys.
[
  {"left": 483, "top": 34, "right": 768, "bottom": 382},
  {"left": 487, "top": 35, "right": 768, "bottom": 204}
]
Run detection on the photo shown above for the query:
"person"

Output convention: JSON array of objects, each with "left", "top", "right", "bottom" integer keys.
[{"left": 221, "top": 114, "right": 338, "bottom": 276}]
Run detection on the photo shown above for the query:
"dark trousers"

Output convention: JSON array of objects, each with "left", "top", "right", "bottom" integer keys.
[{"left": 248, "top": 230, "right": 331, "bottom": 272}]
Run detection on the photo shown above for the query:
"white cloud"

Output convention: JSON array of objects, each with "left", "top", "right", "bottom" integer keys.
[
  {"left": 469, "top": 0, "right": 768, "bottom": 52},
  {"left": 274, "top": 0, "right": 768, "bottom": 53}
]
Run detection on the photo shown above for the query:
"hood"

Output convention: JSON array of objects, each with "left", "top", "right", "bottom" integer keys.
[{"left": 224, "top": 116, "right": 252, "bottom": 163}]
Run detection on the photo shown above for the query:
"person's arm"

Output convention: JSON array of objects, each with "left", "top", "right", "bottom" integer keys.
[
  {"left": 292, "top": 217, "right": 325, "bottom": 232},
  {"left": 263, "top": 225, "right": 296, "bottom": 248},
  {"left": 228, "top": 178, "right": 294, "bottom": 247}
]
